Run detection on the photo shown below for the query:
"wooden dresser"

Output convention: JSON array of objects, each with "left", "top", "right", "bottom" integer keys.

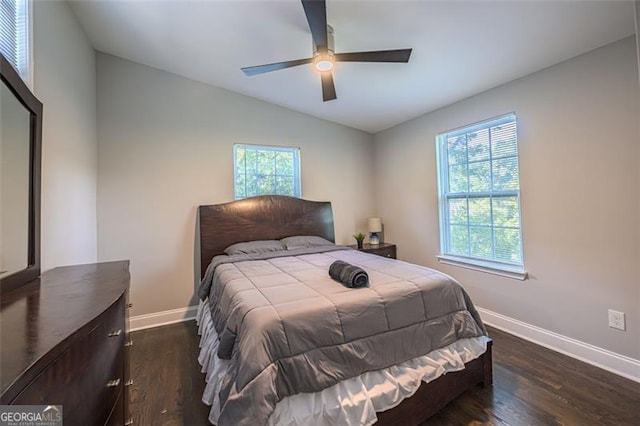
[{"left": 0, "top": 261, "right": 132, "bottom": 425}]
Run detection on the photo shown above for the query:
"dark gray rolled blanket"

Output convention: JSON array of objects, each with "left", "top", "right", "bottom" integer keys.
[{"left": 329, "top": 260, "right": 369, "bottom": 288}]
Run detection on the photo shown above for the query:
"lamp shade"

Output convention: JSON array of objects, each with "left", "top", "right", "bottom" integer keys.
[{"left": 367, "top": 217, "right": 382, "bottom": 233}]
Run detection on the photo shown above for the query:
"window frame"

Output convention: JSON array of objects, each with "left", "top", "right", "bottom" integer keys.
[
  {"left": 435, "top": 113, "right": 527, "bottom": 280},
  {"left": 233, "top": 143, "right": 302, "bottom": 200}
]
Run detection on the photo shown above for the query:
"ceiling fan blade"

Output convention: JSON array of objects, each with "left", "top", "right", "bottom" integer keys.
[
  {"left": 321, "top": 72, "right": 336, "bottom": 102},
  {"left": 301, "top": 0, "right": 328, "bottom": 50},
  {"left": 241, "top": 58, "right": 313, "bottom": 76},
  {"left": 335, "top": 49, "right": 413, "bottom": 63}
]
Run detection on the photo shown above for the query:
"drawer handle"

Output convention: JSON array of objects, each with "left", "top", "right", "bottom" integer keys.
[
  {"left": 125, "top": 419, "right": 134, "bottom": 426},
  {"left": 125, "top": 379, "right": 134, "bottom": 386},
  {"left": 108, "top": 329, "right": 122, "bottom": 337},
  {"left": 106, "top": 378, "right": 121, "bottom": 387},
  {"left": 124, "top": 340, "right": 134, "bottom": 347}
]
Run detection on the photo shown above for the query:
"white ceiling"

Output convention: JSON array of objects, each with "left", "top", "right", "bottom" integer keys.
[{"left": 69, "top": 0, "right": 636, "bottom": 133}]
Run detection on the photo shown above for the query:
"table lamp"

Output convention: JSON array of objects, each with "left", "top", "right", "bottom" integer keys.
[{"left": 368, "top": 217, "right": 382, "bottom": 245}]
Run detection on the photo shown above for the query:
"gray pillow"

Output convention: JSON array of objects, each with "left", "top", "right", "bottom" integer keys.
[
  {"left": 281, "top": 235, "right": 335, "bottom": 250},
  {"left": 224, "top": 240, "right": 286, "bottom": 255}
]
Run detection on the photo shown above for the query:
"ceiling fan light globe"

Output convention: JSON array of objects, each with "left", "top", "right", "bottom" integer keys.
[
  {"left": 313, "top": 49, "right": 335, "bottom": 72},
  {"left": 315, "top": 59, "right": 334, "bottom": 72}
]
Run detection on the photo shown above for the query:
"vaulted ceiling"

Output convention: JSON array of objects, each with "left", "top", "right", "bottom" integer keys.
[{"left": 69, "top": 0, "right": 636, "bottom": 133}]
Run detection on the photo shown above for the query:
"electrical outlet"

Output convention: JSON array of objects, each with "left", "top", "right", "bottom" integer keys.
[{"left": 608, "top": 310, "right": 626, "bottom": 331}]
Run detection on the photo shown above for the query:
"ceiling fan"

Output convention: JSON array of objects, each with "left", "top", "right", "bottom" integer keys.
[{"left": 241, "top": 0, "right": 413, "bottom": 102}]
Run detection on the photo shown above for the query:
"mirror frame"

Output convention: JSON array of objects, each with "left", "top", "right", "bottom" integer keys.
[{"left": 0, "top": 53, "right": 42, "bottom": 293}]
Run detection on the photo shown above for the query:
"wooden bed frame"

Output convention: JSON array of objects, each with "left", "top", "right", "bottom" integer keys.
[{"left": 198, "top": 195, "right": 492, "bottom": 425}]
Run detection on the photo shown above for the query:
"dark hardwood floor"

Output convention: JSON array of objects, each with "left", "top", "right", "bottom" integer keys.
[
  {"left": 130, "top": 322, "right": 640, "bottom": 425},
  {"left": 129, "top": 321, "right": 210, "bottom": 425}
]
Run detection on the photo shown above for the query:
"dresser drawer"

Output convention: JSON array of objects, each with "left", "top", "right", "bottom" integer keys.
[
  {"left": 106, "top": 388, "right": 124, "bottom": 426},
  {"left": 13, "top": 296, "right": 126, "bottom": 425}
]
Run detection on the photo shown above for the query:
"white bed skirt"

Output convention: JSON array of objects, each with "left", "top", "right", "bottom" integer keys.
[{"left": 196, "top": 300, "right": 488, "bottom": 426}]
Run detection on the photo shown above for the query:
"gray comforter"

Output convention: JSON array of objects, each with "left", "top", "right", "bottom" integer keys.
[{"left": 199, "top": 247, "right": 487, "bottom": 426}]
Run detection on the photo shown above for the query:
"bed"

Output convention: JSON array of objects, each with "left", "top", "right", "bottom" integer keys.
[{"left": 196, "top": 195, "right": 492, "bottom": 425}]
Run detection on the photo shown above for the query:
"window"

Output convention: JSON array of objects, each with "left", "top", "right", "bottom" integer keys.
[
  {"left": 436, "top": 113, "right": 526, "bottom": 279},
  {"left": 234, "top": 144, "right": 301, "bottom": 200},
  {"left": 0, "top": 0, "right": 29, "bottom": 83}
]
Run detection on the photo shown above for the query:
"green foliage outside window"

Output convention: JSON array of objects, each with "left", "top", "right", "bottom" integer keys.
[
  {"left": 234, "top": 144, "right": 301, "bottom": 199},
  {"left": 439, "top": 115, "right": 523, "bottom": 266}
]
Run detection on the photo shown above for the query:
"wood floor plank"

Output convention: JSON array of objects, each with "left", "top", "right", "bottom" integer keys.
[
  {"left": 130, "top": 322, "right": 210, "bottom": 426},
  {"left": 129, "top": 322, "right": 640, "bottom": 425}
]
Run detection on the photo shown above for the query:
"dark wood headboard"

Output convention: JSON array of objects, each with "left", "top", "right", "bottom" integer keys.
[{"left": 198, "top": 196, "right": 335, "bottom": 277}]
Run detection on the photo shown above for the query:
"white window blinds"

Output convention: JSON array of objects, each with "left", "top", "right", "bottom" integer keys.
[
  {"left": 437, "top": 113, "right": 524, "bottom": 271},
  {"left": 0, "top": 0, "right": 29, "bottom": 81}
]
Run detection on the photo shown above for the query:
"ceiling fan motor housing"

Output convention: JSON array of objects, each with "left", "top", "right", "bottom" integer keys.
[{"left": 313, "top": 25, "right": 335, "bottom": 71}]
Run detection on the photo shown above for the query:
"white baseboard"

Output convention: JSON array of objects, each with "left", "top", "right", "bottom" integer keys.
[
  {"left": 477, "top": 307, "right": 640, "bottom": 383},
  {"left": 130, "top": 305, "right": 198, "bottom": 332}
]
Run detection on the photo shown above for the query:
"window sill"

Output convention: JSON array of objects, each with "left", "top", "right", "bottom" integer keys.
[{"left": 436, "top": 255, "right": 528, "bottom": 281}]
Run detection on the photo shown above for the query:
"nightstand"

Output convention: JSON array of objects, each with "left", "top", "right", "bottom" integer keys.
[{"left": 349, "top": 242, "right": 397, "bottom": 259}]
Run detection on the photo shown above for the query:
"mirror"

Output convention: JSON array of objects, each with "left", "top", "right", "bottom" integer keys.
[
  {"left": 0, "top": 54, "right": 42, "bottom": 292},
  {"left": 1, "top": 80, "right": 31, "bottom": 275}
]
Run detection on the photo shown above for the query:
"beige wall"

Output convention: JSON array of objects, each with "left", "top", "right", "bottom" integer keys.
[
  {"left": 373, "top": 37, "right": 639, "bottom": 359},
  {"left": 96, "top": 53, "right": 374, "bottom": 316},
  {"left": 33, "top": 0, "right": 97, "bottom": 271}
]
